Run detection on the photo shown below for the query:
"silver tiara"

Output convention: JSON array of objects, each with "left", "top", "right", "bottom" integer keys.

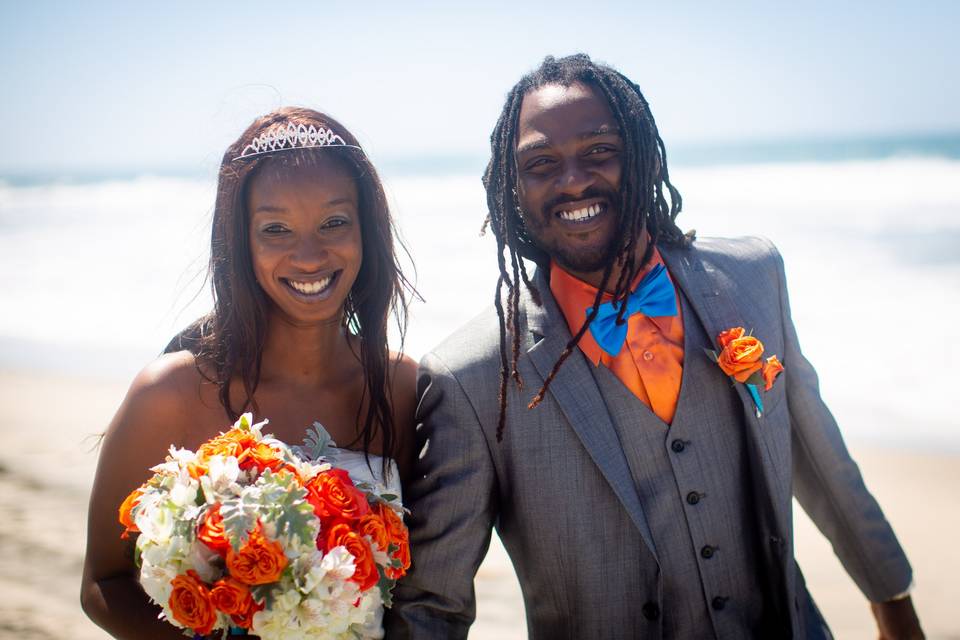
[{"left": 233, "top": 123, "right": 361, "bottom": 161}]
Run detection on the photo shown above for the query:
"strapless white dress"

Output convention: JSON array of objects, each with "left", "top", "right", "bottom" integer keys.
[{"left": 326, "top": 447, "right": 402, "bottom": 499}]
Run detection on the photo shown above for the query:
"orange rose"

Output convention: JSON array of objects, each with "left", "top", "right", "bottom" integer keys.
[
  {"left": 210, "top": 576, "right": 255, "bottom": 619},
  {"left": 717, "top": 326, "right": 745, "bottom": 349},
  {"left": 169, "top": 570, "right": 217, "bottom": 636},
  {"left": 229, "top": 597, "right": 264, "bottom": 629},
  {"left": 238, "top": 441, "right": 285, "bottom": 473},
  {"left": 226, "top": 523, "right": 288, "bottom": 585},
  {"left": 326, "top": 522, "right": 379, "bottom": 591},
  {"left": 717, "top": 335, "right": 764, "bottom": 383},
  {"left": 118, "top": 487, "right": 143, "bottom": 540},
  {"left": 357, "top": 514, "right": 389, "bottom": 552},
  {"left": 197, "top": 504, "right": 230, "bottom": 556},
  {"left": 387, "top": 539, "right": 411, "bottom": 580},
  {"left": 377, "top": 504, "right": 411, "bottom": 579},
  {"left": 762, "top": 355, "right": 785, "bottom": 391},
  {"left": 305, "top": 468, "right": 371, "bottom": 523}
]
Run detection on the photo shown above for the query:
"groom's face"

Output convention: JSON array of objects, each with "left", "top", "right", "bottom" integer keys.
[{"left": 514, "top": 81, "right": 623, "bottom": 286}]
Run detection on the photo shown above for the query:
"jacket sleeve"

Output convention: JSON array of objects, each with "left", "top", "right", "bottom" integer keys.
[
  {"left": 775, "top": 248, "right": 913, "bottom": 602},
  {"left": 383, "top": 352, "right": 499, "bottom": 639}
]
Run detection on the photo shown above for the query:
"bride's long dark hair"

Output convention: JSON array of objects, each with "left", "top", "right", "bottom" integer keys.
[{"left": 169, "top": 107, "right": 414, "bottom": 464}]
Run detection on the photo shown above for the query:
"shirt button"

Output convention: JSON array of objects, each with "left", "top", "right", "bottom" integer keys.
[
  {"left": 712, "top": 596, "right": 728, "bottom": 611},
  {"left": 701, "top": 545, "right": 715, "bottom": 559},
  {"left": 670, "top": 439, "right": 686, "bottom": 453},
  {"left": 643, "top": 350, "right": 654, "bottom": 361},
  {"left": 686, "top": 491, "right": 701, "bottom": 505}
]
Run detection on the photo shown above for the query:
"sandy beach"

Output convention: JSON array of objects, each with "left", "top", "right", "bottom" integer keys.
[{"left": 0, "top": 370, "right": 956, "bottom": 639}]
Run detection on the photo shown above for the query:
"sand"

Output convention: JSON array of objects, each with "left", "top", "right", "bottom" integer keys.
[{"left": 0, "top": 370, "right": 956, "bottom": 639}]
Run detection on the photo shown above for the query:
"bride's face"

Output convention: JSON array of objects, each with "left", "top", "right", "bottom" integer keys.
[{"left": 246, "top": 154, "right": 363, "bottom": 327}]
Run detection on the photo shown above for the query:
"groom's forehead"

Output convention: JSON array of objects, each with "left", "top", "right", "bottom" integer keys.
[{"left": 515, "top": 82, "right": 618, "bottom": 153}]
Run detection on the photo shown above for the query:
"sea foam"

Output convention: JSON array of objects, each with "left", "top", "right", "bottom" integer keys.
[{"left": 1, "top": 158, "right": 958, "bottom": 448}]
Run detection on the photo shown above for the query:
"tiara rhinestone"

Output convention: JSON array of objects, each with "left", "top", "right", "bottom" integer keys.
[{"left": 233, "top": 123, "right": 360, "bottom": 161}]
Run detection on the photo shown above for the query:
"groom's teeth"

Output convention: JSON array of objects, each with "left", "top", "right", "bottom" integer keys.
[
  {"left": 288, "top": 275, "right": 333, "bottom": 295},
  {"left": 558, "top": 204, "right": 602, "bottom": 222}
]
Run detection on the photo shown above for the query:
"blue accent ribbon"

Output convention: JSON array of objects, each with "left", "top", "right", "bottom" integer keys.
[
  {"left": 586, "top": 263, "right": 679, "bottom": 357},
  {"left": 746, "top": 383, "right": 764, "bottom": 417}
]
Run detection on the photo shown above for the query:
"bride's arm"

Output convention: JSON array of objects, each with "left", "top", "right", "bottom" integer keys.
[
  {"left": 80, "top": 356, "right": 196, "bottom": 639},
  {"left": 389, "top": 352, "right": 419, "bottom": 484}
]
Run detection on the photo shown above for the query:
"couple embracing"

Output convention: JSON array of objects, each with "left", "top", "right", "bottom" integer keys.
[{"left": 82, "top": 54, "right": 923, "bottom": 639}]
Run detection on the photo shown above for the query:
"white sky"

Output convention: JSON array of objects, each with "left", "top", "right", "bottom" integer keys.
[{"left": 1, "top": 0, "right": 958, "bottom": 173}]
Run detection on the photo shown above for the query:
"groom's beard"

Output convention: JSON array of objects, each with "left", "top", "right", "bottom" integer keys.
[{"left": 520, "top": 185, "right": 623, "bottom": 274}]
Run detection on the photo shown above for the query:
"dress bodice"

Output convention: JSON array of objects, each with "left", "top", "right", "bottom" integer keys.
[{"left": 327, "top": 447, "right": 402, "bottom": 499}]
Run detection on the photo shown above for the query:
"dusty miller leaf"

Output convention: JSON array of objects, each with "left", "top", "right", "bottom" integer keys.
[
  {"left": 254, "top": 469, "right": 316, "bottom": 545},
  {"left": 220, "top": 492, "right": 261, "bottom": 551},
  {"left": 292, "top": 422, "right": 337, "bottom": 462}
]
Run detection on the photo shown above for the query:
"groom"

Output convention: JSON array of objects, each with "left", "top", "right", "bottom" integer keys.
[{"left": 385, "top": 54, "right": 922, "bottom": 638}]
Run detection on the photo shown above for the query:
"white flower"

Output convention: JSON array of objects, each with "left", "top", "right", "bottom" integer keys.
[
  {"left": 288, "top": 457, "right": 327, "bottom": 483},
  {"left": 186, "top": 539, "right": 222, "bottom": 584},
  {"left": 169, "top": 476, "right": 198, "bottom": 507},
  {"left": 200, "top": 455, "right": 242, "bottom": 500},
  {"left": 366, "top": 537, "right": 390, "bottom": 567},
  {"left": 320, "top": 546, "right": 356, "bottom": 581},
  {"left": 167, "top": 445, "right": 197, "bottom": 466},
  {"left": 135, "top": 501, "right": 175, "bottom": 543},
  {"left": 234, "top": 412, "right": 269, "bottom": 439}
]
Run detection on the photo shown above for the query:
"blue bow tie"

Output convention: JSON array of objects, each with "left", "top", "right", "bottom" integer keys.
[{"left": 586, "top": 263, "right": 678, "bottom": 357}]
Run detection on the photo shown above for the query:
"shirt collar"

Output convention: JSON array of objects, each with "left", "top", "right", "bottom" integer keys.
[{"left": 549, "top": 247, "right": 672, "bottom": 366}]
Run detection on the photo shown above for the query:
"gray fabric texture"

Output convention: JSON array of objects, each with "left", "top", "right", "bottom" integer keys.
[{"left": 384, "top": 236, "right": 910, "bottom": 639}]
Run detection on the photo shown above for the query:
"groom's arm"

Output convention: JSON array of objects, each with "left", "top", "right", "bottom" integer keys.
[
  {"left": 772, "top": 249, "right": 922, "bottom": 634},
  {"left": 384, "top": 352, "right": 499, "bottom": 639}
]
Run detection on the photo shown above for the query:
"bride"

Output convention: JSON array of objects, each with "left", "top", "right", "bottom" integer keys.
[{"left": 81, "top": 107, "right": 418, "bottom": 638}]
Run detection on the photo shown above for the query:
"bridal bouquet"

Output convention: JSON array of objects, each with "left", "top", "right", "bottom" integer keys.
[{"left": 117, "top": 413, "right": 410, "bottom": 639}]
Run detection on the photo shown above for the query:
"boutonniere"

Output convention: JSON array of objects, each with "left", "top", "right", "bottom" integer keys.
[{"left": 705, "top": 327, "right": 784, "bottom": 418}]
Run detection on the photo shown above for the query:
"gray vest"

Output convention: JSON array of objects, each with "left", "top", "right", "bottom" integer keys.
[{"left": 589, "top": 292, "right": 769, "bottom": 639}]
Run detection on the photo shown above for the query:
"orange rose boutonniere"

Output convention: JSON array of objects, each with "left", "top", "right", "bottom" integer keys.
[{"left": 706, "top": 327, "right": 784, "bottom": 418}]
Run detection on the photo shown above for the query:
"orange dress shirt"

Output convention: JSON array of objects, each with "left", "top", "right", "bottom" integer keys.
[{"left": 550, "top": 250, "right": 685, "bottom": 424}]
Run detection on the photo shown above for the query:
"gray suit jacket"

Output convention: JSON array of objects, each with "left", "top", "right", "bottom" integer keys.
[{"left": 385, "top": 237, "right": 912, "bottom": 639}]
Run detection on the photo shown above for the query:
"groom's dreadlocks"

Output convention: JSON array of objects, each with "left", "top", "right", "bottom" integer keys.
[{"left": 482, "top": 54, "right": 691, "bottom": 442}]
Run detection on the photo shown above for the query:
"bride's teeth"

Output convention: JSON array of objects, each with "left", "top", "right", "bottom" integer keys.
[{"left": 289, "top": 275, "right": 333, "bottom": 294}]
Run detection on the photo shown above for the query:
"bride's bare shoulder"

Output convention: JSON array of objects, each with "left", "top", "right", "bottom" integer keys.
[{"left": 107, "top": 351, "right": 221, "bottom": 449}]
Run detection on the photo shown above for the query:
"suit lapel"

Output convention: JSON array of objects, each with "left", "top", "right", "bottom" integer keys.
[
  {"left": 660, "top": 244, "right": 762, "bottom": 416},
  {"left": 524, "top": 272, "right": 659, "bottom": 558},
  {"left": 660, "top": 243, "right": 790, "bottom": 534}
]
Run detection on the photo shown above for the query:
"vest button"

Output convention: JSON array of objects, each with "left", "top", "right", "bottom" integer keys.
[
  {"left": 686, "top": 491, "right": 701, "bottom": 505},
  {"left": 711, "top": 596, "right": 728, "bottom": 611},
  {"left": 671, "top": 439, "right": 686, "bottom": 453},
  {"left": 701, "top": 545, "right": 715, "bottom": 559},
  {"left": 643, "top": 350, "right": 654, "bottom": 361},
  {"left": 641, "top": 602, "right": 660, "bottom": 620}
]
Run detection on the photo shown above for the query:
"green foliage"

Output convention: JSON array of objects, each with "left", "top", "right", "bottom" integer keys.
[
  {"left": 376, "top": 565, "right": 396, "bottom": 608},
  {"left": 252, "top": 583, "right": 275, "bottom": 610},
  {"left": 219, "top": 469, "right": 316, "bottom": 550},
  {"left": 293, "top": 422, "right": 336, "bottom": 462},
  {"left": 220, "top": 494, "right": 261, "bottom": 551},
  {"left": 745, "top": 370, "right": 765, "bottom": 388},
  {"left": 256, "top": 469, "right": 316, "bottom": 544}
]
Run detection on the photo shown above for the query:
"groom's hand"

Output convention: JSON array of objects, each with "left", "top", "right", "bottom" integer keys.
[{"left": 870, "top": 596, "right": 924, "bottom": 640}]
